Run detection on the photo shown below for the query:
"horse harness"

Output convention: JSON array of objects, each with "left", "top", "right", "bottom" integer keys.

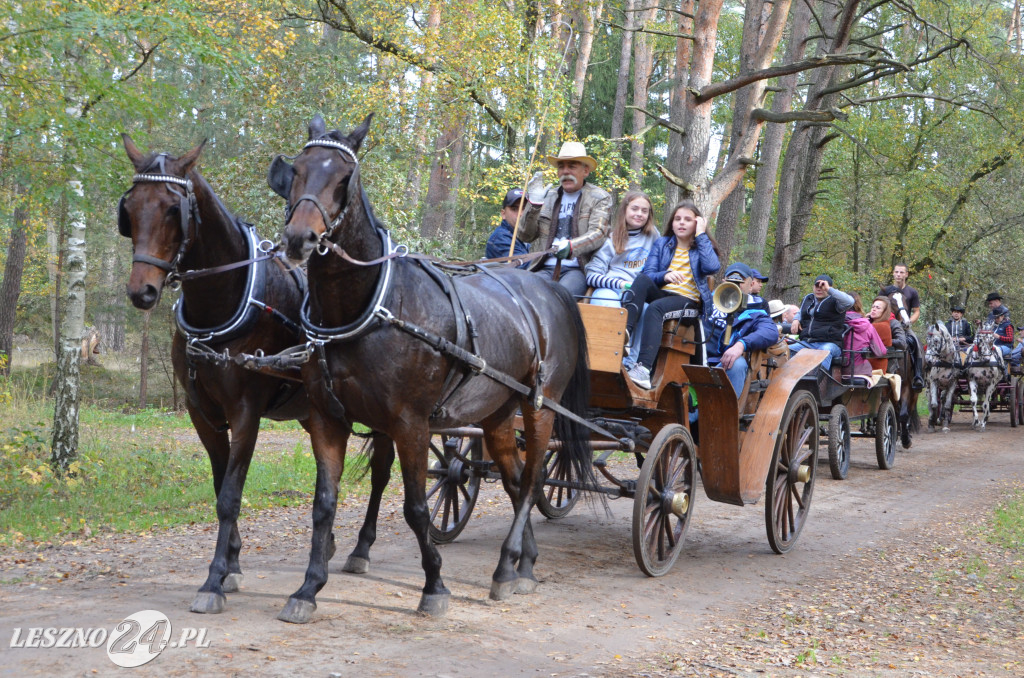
[{"left": 119, "top": 160, "right": 307, "bottom": 428}]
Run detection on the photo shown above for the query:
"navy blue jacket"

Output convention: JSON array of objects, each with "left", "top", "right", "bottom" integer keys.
[
  {"left": 641, "top": 233, "right": 720, "bottom": 312},
  {"left": 485, "top": 220, "right": 530, "bottom": 259},
  {"left": 709, "top": 307, "right": 779, "bottom": 357}
]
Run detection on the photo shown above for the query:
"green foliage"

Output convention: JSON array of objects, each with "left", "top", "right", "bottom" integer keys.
[{"left": 987, "top": 490, "right": 1024, "bottom": 551}]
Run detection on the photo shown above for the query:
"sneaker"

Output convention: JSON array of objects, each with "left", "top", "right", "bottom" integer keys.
[{"left": 627, "top": 363, "right": 651, "bottom": 390}]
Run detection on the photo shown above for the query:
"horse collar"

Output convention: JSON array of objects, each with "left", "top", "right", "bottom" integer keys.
[{"left": 301, "top": 228, "right": 397, "bottom": 343}]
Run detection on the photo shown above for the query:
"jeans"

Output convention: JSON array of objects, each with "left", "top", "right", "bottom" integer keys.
[
  {"left": 623, "top": 275, "right": 699, "bottom": 368},
  {"left": 589, "top": 287, "right": 624, "bottom": 307},
  {"left": 1011, "top": 344, "right": 1022, "bottom": 366},
  {"left": 708, "top": 355, "right": 748, "bottom": 397},
  {"left": 790, "top": 340, "right": 841, "bottom": 370},
  {"left": 535, "top": 267, "right": 587, "bottom": 298}
]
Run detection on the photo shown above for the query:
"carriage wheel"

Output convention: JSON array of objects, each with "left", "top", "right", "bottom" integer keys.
[
  {"left": 1016, "top": 380, "right": 1024, "bottom": 424},
  {"left": 426, "top": 435, "right": 483, "bottom": 544},
  {"left": 874, "top": 399, "right": 898, "bottom": 470},
  {"left": 826, "top": 404, "right": 851, "bottom": 480},
  {"left": 632, "top": 424, "right": 696, "bottom": 577},
  {"left": 536, "top": 446, "right": 581, "bottom": 519},
  {"left": 765, "top": 391, "right": 819, "bottom": 555},
  {"left": 1009, "top": 380, "right": 1018, "bottom": 428}
]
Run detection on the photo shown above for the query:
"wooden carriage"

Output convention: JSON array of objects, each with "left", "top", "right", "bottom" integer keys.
[{"left": 426, "top": 299, "right": 829, "bottom": 577}]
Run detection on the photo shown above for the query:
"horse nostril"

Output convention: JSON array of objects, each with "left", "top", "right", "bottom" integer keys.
[
  {"left": 306, "top": 230, "right": 318, "bottom": 243},
  {"left": 141, "top": 284, "right": 158, "bottom": 305}
]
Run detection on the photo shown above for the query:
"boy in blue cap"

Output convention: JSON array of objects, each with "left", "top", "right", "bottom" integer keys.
[{"left": 707, "top": 263, "right": 780, "bottom": 396}]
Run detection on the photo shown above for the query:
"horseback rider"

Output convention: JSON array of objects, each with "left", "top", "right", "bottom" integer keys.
[
  {"left": 945, "top": 303, "right": 974, "bottom": 347},
  {"left": 879, "top": 263, "right": 925, "bottom": 390}
]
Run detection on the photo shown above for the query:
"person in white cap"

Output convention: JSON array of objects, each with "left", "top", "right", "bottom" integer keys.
[{"left": 519, "top": 141, "right": 613, "bottom": 297}]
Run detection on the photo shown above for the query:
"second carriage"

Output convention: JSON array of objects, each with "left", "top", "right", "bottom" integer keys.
[{"left": 425, "top": 286, "right": 829, "bottom": 576}]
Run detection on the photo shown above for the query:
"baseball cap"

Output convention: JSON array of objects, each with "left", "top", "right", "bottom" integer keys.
[
  {"left": 724, "top": 262, "right": 755, "bottom": 282},
  {"left": 502, "top": 188, "right": 525, "bottom": 210},
  {"left": 751, "top": 268, "right": 769, "bottom": 282},
  {"left": 815, "top": 274, "right": 834, "bottom": 286}
]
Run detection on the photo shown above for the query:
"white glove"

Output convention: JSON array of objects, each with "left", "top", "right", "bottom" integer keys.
[
  {"left": 551, "top": 238, "right": 572, "bottom": 259},
  {"left": 527, "top": 171, "right": 552, "bottom": 205}
]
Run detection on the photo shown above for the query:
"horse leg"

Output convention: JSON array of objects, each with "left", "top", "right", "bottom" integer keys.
[
  {"left": 927, "top": 379, "right": 938, "bottom": 432},
  {"left": 189, "top": 408, "right": 256, "bottom": 614},
  {"left": 343, "top": 432, "right": 395, "bottom": 574},
  {"left": 386, "top": 428, "right": 450, "bottom": 616},
  {"left": 482, "top": 414, "right": 541, "bottom": 597},
  {"left": 278, "top": 409, "right": 349, "bottom": 624},
  {"left": 969, "top": 379, "right": 981, "bottom": 429},
  {"left": 942, "top": 381, "right": 955, "bottom": 432},
  {"left": 488, "top": 407, "right": 554, "bottom": 601}
]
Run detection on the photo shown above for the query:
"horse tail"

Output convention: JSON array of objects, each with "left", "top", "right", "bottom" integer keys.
[{"left": 549, "top": 284, "right": 599, "bottom": 496}]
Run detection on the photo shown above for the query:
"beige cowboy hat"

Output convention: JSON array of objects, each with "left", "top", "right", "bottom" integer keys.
[
  {"left": 768, "top": 299, "right": 786, "bottom": 319},
  {"left": 547, "top": 141, "right": 597, "bottom": 171}
]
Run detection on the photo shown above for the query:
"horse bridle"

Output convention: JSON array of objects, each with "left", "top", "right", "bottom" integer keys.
[
  {"left": 118, "top": 154, "right": 201, "bottom": 280},
  {"left": 286, "top": 138, "right": 358, "bottom": 255}
]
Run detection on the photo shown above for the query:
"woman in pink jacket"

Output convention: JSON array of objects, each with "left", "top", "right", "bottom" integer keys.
[{"left": 844, "top": 295, "right": 888, "bottom": 376}]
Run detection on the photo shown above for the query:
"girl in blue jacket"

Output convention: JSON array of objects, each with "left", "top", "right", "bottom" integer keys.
[{"left": 622, "top": 200, "right": 720, "bottom": 389}]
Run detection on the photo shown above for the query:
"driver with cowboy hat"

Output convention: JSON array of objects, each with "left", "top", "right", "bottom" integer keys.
[
  {"left": 946, "top": 301, "right": 973, "bottom": 347},
  {"left": 519, "top": 141, "right": 613, "bottom": 297}
]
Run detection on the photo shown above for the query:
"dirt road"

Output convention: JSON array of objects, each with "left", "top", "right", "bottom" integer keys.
[{"left": 1, "top": 414, "right": 1021, "bottom": 677}]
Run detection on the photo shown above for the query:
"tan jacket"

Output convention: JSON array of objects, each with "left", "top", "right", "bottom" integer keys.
[{"left": 519, "top": 182, "right": 612, "bottom": 271}]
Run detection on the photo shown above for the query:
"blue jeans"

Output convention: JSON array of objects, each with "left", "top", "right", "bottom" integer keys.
[
  {"left": 536, "top": 267, "right": 587, "bottom": 298},
  {"left": 590, "top": 287, "right": 624, "bottom": 307},
  {"left": 1011, "top": 344, "right": 1022, "bottom": 365},
  {"left": 708, "top": 355, "right": 748, "bottom": 396},
  {"left": 790, "top": 340, "right": 841, "bottom": 370}
]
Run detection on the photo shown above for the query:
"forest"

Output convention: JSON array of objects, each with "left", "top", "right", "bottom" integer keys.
[{"left": 2, "top": 0, "right": 1024, "bottom": 463}]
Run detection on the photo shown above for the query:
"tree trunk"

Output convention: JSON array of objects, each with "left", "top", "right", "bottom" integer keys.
[
  {"left": 420, "top": 107, "right": 467, "bottom": 240},
  {"left": 97, "top": 249, "right": 126, "bottom": 353},
  {"left": 610, "top": 0, "right": 636, "bottom": 144},
  {"left": 402, "top": 2, "right": 441, "bottom": 220},
  {"left": 138, "top": 310, "right": 150, "bottom": 409},
  {"left": 712, "top": 0, "right": 768, "bottom": 264},
  {"left": 568, "top": 0, "right": 604, "bottom": 131},
  {"left": 51, "top": 185, "right": 86, "bottom": 475},
  {"left": 0, "top": 190, "right": 28, "bottom": 377},
  {"left": 772, "top": 0, "right": 862, "bottom": 301},
  {"left": 628, "top": 3, "right": 659, "bottom": 187},
  {"left": 744, "top": 0, "right": 812, "bottom": 267},
  {"left": 664, "top": 0, "right": 696, "bottom": 219}
]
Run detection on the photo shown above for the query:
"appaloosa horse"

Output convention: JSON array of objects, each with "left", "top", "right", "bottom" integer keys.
[
  {"left": 119, "top": 137, "right": 397, "bottom": 617},
  {"left": 964, "top": 321, "right": 1005, "bottom": 431},
  {"left": 267, "top": 114, "right": 596, "bottom": 623},
  {"left": 924, "top": 321, "right": 961, "bottom": 433}
]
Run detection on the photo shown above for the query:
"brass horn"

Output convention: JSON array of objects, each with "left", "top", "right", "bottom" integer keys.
[
  {"left": 713, "top": 281, "right": 747, "bottom": 345},
  {"left": 713, "top": 281, "right": 747, "bottom": 315}
]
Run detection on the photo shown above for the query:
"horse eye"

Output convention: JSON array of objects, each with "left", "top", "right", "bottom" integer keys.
[{"left": 167, "top": 204, "right": 180, "bottom": 217}]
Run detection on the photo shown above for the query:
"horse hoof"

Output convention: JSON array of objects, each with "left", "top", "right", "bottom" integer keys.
[
  {"left": 489, "top": 578, "right": 518, "bottom": 601},
  {"left": 277, "top": 598, "right": 316, "bottom": 624},
  {"left": 417, "top": 592, "right": 450, "bottom": 617},
  {"left": 515, "top": 576, "right": 539, "bottom": 595},
  {"left": 190, "top": 592, "right": 226, "bottom": 614},
  {"left": 342, "top": 556, "right": 370, "bottom": 574},
  {"left": 221, "top": 573, "right": 242, "bottom": 593}
]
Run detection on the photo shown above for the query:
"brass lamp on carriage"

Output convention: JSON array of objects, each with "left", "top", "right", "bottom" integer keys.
[{"left": 712, "top": 280, "right": 748, "bottom": 345}]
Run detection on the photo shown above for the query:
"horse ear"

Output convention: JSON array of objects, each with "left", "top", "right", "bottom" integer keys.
[
  {"left": 348, "top": 113, "right": 373, "bottom": 151},
  {"left": 122, "top": 134, "right": 145, "bottom": 168},
  {"left": 268, "top": 155, "right": 295, "bottom": 199},
  {"left": 177, "top": 139, "right": 207, "bottom": 174},
  {"left": 309, "top": 114, "right": 326, "bottom": 140}
]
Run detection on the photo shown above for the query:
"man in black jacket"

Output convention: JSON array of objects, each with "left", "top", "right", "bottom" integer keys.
[
  {"left": 945, "top": 303, "right": 973, "bottom": 347},
  {"left": 789, "top": 274, "right": 853, "bottom": 370}
]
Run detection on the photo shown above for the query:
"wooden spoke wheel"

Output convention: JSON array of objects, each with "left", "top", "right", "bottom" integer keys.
[
  {"left": 1009, "top": 379, "right": 1018, "bottom": 428},
  {"left": 536, "top": 446, "right": 582, "bottom": 519},
  {"left": 874, "top": 399, "right": 898, "bottom": 470},
  {"left": 1016, "top": 379, "right": 1024, "bottom": 425},
  {"left": 826, "top": 404, "right": 851, "bottom": 480},
  {"left": 765, "top": 391, "right": 819, "bottom": 555},
  {"left": 426, "top": 435, "right": 483, "bottom": 544},
  {"left": 632, "top": 424, "right": 697, "bottom": 577}
]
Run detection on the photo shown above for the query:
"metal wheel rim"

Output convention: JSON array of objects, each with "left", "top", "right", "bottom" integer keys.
[
  {"left": 425, "top": 435, "right": 482, "bottom": 543},
  {"left": 536, "top": 447, "right": 581, "bottom": 519},
  {"left": 632, "top": 424, "right": 695, "bottom": 577},
  {"left": 766, "top": 392, "right": 818, "bottom": 554}
]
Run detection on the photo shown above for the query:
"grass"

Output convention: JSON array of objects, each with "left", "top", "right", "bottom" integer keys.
[{"left": 0, "top": 361, "right": 386, "bottom": 548}]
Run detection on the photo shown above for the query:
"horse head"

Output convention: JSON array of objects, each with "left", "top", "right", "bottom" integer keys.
[
  {"left": 270, "top": 113, "right": 373, "bottom": 264},
  {"left": 972, "top": 321, "right": 999, "bottom": 362},
  {"left": 120, "top": 135, "right": 206, "bottom": 310},
  {"left": 925, "top": 321, "right": 955, "bottom": 365}
]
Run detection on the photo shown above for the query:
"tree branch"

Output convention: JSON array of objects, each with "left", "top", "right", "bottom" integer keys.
[
  {"left": 694, "top": 51, "right": 881, "bottom": 103},
  {"left": 627, "top": 105, "right": 687, "bottom": 136},
  {"left": 751, "top": 107, "right": 846, "bottom": 123},
  {"left": 655, "top": 163, "right": 697, "bottom": 193},
  {"left": 601, "top": 20, "right": 694, "bottom": 40}
]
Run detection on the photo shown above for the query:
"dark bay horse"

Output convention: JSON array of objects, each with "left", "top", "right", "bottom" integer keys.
[
  {"left": 119, "top": 136, "right": 397, "bottom": 616},
  {"left": 891, "top": 335, "right": 922, "bottom": 448},
  {"left": 267, "top": 114, "right": 596, "bottom": 623}
]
